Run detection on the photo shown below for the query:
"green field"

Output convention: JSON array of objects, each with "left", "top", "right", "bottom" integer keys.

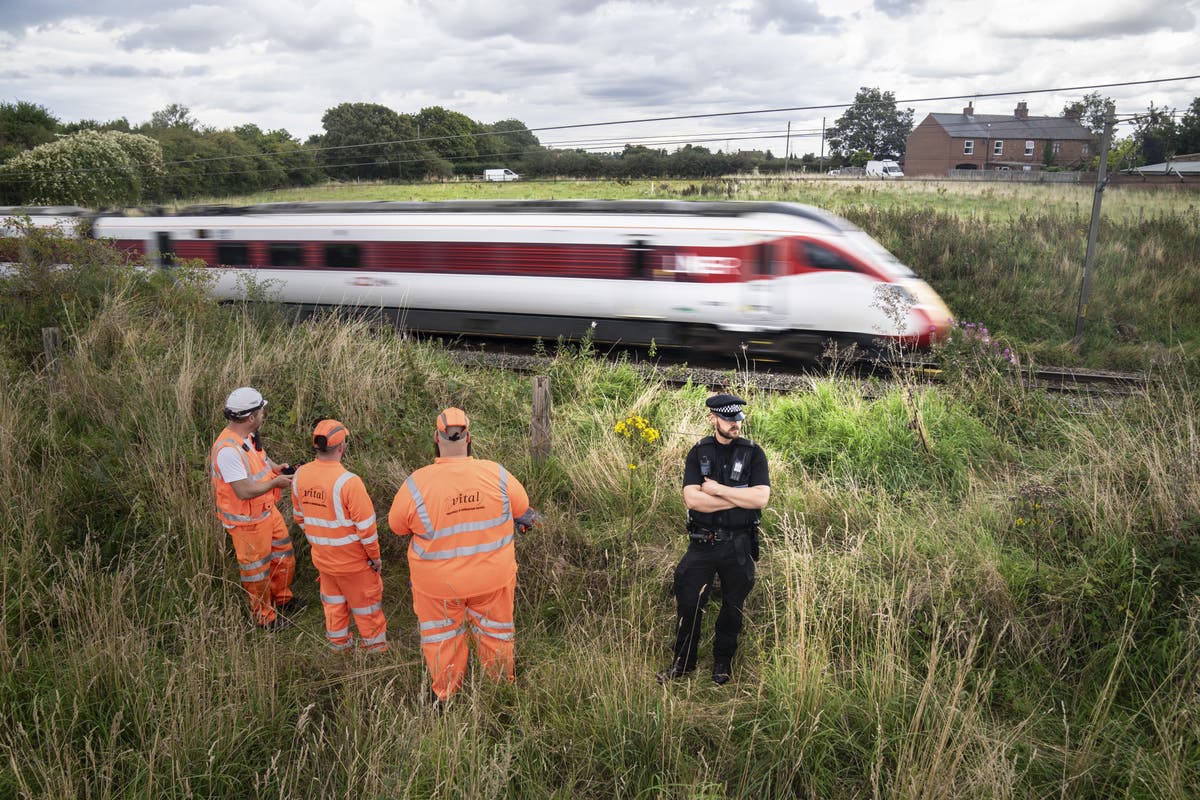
[
  {"left": 184, "top": 176, "right": 1200, "bottom": 371},
  {"left": 1, "top": 184, "right": 1199, "bottom": 798}
]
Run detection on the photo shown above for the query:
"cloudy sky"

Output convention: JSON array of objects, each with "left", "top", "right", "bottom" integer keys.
[{"left": 2, "top": 0, "right": 1198, "bottom": 156}]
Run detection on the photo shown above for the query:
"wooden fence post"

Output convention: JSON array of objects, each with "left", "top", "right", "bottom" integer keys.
[
  {"left": 531, "top": 375, "right": 552, "bottom": 461},
  {"left": 42, "top": 326, "right": 61, "bottom": 377}
]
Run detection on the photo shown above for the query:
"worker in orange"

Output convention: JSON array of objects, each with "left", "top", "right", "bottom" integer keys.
[
  {"left": 388, "top": 408, "right": 537, "bottom": 704},
  {"left": 209, "top": 387, "right": 302, "bottom": 630},
  {"left": 291, "top": 420, "right": 387, "bottom": 652}
]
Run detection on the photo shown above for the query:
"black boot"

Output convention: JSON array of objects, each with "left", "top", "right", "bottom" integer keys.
[
  {"left": 712, "top": 661, "right": 732, "bottom": 685},
  {"left": 656, "top": 660, "right": 695, "bottom": 683}
]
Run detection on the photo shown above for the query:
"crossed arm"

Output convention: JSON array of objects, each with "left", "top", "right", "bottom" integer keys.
[{"left": 684, "top": 479, "right": 771, "bottom": 513}]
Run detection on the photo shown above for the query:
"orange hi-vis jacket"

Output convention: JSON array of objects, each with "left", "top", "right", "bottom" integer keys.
[
  {"left": 210, "top": 427, "right": 282, "bottom": 529},
  {"left": 291, "top": 460, "right": 380, "bottom": 575},
  {"left": 388, "top": 456, "right": 530, "bottom": 599}
]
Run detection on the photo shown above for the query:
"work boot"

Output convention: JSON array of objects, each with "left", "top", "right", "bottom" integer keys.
[
  {"left": 712, "top": 661, "right": 732, "bottom": 685},
  {"left": 277, "top": 596, "right": 308, "bottom": 614},
  {"left": 656, "top": 660, "right": 694, "bottom": 684},
  {"left": 263, "top": 615, "right": 293, "bottom": 633}
]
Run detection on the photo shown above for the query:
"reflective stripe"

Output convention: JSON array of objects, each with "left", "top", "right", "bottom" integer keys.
[
  {"left": 411, "top": 532, "right": 514, "bottom": 561},
  {"left": 403, "top": 467, "right": 513, "bottom": 558},
  {"left": 332, "top": 471, "right": 353, "bottom": 523},
  {"left": 355, "top": 515, "right": 376, "bottom": 531},
  {"left": 329, "top": 640, "right": 353, "bottom": 651},
  {"left": 421, "top": 625, "right": 466, "bottom": 645},
  {"left": 326, "top": 627, "right": 351, "bottom": 639},
  {"left": 405, "top": 476, "right": 436, "bottom": 538},
  {"left": 218, "top": 508, "right": 271, "bottom": 525},
  {"left": 273, "top": 537, "right": 292, "bottom": 547},
  {"left": 467, "top": 608, "right": 513, "bottom": 630},
  {"left": 241, "top": 554, "right": 272, "bottom": 572},
  {"left": 471, "top": 626, "right": 515, "bottom": 642},
  {"left": 270, "top": 548, "right": 293, "bottom": 560},
  {"left": 321, "top": 593, "right": 347, "bottom": 605},
  {"left": 361, "top": 632, "right": 388, "bottom": 646},
  {"left": 240, "top": 572, "right": 269, "bottom": 584},
  {"left": 304, "top": 531, "right": 362, "bottom": 546},
  {"left": 352, "top": 602, "right": 383, "bottom": 616},
  {"left": 360, "top": 533, "right": 378, "bottom": 545},
  {"left": 420, "top": 617, "right": 454, "bottom": 631}
]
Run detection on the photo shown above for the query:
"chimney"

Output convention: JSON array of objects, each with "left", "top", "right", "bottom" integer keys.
[
  {"left": 963, "top": 102, "right": 974, "bottom": 116},
  {"left": 1064, "top": 107, "right": 1081, "bottom": 120},
  {"left": 1014, "top": 101, "right": 1028, "bottom": 119}
]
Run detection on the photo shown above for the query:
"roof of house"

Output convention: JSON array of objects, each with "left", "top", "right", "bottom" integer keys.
[{"left": 927, "top": 113, "right": 1094, "bottom": 141}]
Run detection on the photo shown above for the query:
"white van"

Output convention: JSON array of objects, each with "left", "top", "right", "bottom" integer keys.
[
  {"left": 484, "top": 168, "right": 520, "bottom": 182},
  {"left": 865, "top": 160, "right": 904, "bottom": 178}
]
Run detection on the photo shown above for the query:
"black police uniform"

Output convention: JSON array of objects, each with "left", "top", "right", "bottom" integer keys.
[{"left": 668, "top": 400, "right": 769, "bottom": 682}]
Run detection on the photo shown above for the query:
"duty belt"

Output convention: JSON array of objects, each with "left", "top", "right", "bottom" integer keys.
[{"left": 689, "top": 527, "right": 753, "bottom": 544}]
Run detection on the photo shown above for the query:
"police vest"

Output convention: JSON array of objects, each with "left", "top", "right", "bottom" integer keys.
[{"left": 687, "top": 436, "right": 762, "bottom": 532}]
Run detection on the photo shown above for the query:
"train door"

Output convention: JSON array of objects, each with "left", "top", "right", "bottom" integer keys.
[
  {"left": 155, "top": 231, "right": 175, "bottom": 267},
  {"left": 742, "top": 241, "right": 787, "bottom": 321},
  {"left": 623, "top": 237, "right": 661, "bottom": 319}
]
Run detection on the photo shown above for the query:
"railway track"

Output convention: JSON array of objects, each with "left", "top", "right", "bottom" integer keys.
[{"left": 449, "top": 345, "right": 1148, "bottom": 396}]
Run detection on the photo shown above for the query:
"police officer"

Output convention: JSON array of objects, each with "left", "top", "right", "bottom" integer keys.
[{"left": 658, "top": 394, "right": 770, "bottom": 685}]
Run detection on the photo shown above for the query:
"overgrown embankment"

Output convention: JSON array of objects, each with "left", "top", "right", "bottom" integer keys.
[{"left": 1, "top": 229, "right": 1198, "bottom": 798}]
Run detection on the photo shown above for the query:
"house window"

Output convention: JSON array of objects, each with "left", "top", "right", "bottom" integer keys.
[
  {"left": 1082, "top": 143, "right": 1090, "bottom": 155},
  {"left": 963, "top": 140, "right": 974, "bottom": 155},
  {"left": 993, "top": 140, "right": 1004, "bottom": 156},
  {"left": 1024, "top": 140, "right": 1035, "bottom": 156},
  {"left": 1053, "top": 142, "right": 1061, "bottom": 154}
]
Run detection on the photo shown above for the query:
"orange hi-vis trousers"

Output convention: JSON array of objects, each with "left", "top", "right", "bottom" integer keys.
[
  {"left": 227, "top": 506, "right": 295, "bottom": 626},
  {"left": 318, "top": 568, "right": 387, "bottom": 652},
  {"left": 414, "top": 579, "right": 515, "bottom": 700}
]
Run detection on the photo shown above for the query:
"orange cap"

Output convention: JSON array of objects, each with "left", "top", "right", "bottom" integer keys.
[
  {"left": 313, "top": 419, "right": 348, "bottom": 448},
  {"left": 436, "top": 408, "right": 470, "bottom": 439}
]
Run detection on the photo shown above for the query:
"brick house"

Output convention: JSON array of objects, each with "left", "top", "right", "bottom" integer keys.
[{"left": 904, "top": 102, "right": 1096, "bottom": 176}]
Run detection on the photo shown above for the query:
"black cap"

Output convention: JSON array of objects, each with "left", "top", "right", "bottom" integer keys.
[{"left": 706, "top": 394, "right": 746, "bottom": 421}]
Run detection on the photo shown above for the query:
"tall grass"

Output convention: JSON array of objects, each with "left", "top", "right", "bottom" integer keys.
[{"left": 1, "top": 223, "right": 1199, "bottom": 798}]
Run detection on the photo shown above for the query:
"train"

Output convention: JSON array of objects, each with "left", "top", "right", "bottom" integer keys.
[{"left": 1, "top": 200, "right": 953, "bottom": 360}]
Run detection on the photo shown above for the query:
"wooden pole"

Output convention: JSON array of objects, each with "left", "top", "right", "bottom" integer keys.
[
  {"left": 531, "top": 375, "right": 552, "bottom": 461},
  {"left": 42, "top": 326, "right": 61, "bottom": 376},
  {"left": 1072, "top": 107, "right": 1115, "bottom": 348}
]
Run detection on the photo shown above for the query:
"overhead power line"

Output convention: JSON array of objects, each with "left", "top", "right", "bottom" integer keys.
[{"left": 0, "top": 74, "right": 1195, "bottom": 184}]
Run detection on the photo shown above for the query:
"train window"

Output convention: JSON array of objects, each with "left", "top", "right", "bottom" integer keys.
[
  {"left": 217, "top": 243, "right": 249, "bottom": 266},
  {"left": 325, "top": 243, "right": 361, "bottom": 269},
  {"left": 802, "top": 241, "right": 857, "bottom": 272},
  {"left": 268, "top": 243, "right": 305, "bottom": 267}
]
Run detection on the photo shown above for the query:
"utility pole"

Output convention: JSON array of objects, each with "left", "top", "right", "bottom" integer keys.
[
  {"left": 820, "top": 117, "right": 826, "bottom": 170},
  {"left": 1072, "top": 105, "right": 1115, "bottom": 348},
  {"left": 785, "top": 121, "right": 791, "bottom": 173}
]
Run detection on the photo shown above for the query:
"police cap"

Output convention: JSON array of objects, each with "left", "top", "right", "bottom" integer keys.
[{"left": 706, "top": 393, "right": 746, "bottom": 421}]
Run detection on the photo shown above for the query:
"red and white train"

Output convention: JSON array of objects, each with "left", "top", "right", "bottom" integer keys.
[{"left": 3, "top": 200, "right": 952, "bottom": 359}]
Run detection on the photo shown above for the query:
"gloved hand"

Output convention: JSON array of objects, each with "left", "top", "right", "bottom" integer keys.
[{"left": 514, "top": 509, "right": 541, "bottom": 533}]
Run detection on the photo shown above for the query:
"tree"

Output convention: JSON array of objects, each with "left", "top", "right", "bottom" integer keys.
[
  {"left": 1131, "top": 102, "right": 1178, "bottom": 166},
  {"left": 0, "top": 101, "right": 61, "bottom": 163},
  {"left": 0, "top": 130, "right": 163, "bottom": 206},
  {"left": 826, "top": 87, "right": 914, "bottom": 160},
  {"left": 1175, "top": 97, "right": 1200, "bottom": 155},
  {"left": 1062, "top": 92, "right": 1114, "bottom": 137},
  {"left": 318, "top": 103, "right": 436, "bottom": 180},
  {"left": 148, "top": 103, "right": 199, "bottom": 131},
  {"left": 414, "top": 106, "right": 478, "bottom": 162}
]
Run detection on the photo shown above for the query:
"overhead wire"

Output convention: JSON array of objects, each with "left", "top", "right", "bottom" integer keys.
[{"left": 0, "top": 74, "right": 1195, "bottom": 186}]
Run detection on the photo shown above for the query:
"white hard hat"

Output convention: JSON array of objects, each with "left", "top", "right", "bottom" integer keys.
[{"left": 224, "top": 387, "right": 266, "bottom": 417}]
